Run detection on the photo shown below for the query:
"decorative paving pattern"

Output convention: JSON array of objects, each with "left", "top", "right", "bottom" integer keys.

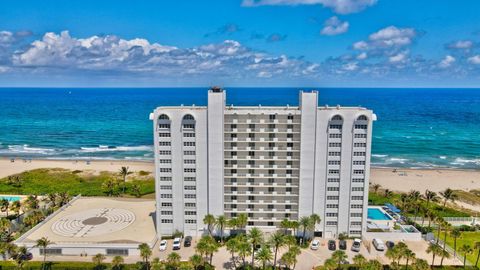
[{"left": 51, "top": 208, "right": 135, "bottom": 238}]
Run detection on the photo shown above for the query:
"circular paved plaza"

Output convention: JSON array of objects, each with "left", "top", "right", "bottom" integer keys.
[{"left": 51, "top": 208, "right": 135, "bottom": 238}]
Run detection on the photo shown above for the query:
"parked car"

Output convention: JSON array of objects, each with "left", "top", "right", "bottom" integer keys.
[
  {"left": 339, "top": 239, "right": 347, "bottom": 250},
  {"left": 311, "top": 239, "right": 320, "bottom": 250},
  {"left": 328, "top": 240, "right": 336, "bottom": 251},
  {"left": 386, "top": 241, "right": 395, "bottom": 250},
  {"left": 372, "top": 238, "right": 385, "bottom": 251},
  {"left": 159, "top": 240, "right": 167, "bottom": 251},
  {"left": 172, "top": 237, "right": 182, "bottom": 250},
  {"left": 184, "top": 236, "right": 192, "bottom": 247},
  {"left": 351, "top": 239, "right": 362, "bottom": 252}
]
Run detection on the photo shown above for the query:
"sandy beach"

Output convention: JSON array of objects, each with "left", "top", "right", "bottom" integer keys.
[{"left": 1, "top": 158, "right": 479, "bottom": 194}]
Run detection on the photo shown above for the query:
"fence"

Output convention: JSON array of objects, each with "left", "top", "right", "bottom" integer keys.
[{"left": 423, "top": 234, "right": 472, "bottom": 266}]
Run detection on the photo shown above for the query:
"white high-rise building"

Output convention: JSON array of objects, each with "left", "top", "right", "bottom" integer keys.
[{"left": 149, "top": 88, "right": 375, "bottom": 238}]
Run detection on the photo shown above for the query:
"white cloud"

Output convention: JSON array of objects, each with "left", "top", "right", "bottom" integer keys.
[
  {"left": 368, "top": 26, "right": 416, "bottom": 47},
  {"left": 439, "top": 55, "right": 455, "bottom": 68},
  {"left": 353, "top": 41, "right": 369, "bottom": 50},
  {"left": 389, "top": 51, "right": 408, "bottom": 63},
  {"left": 320, "top": 16, "right": 349, "bottom": 36},
  {"left": 356, "top": 52, "right": 368, "bottom": 60},
  {"left": 468, "top": 55, "right": 480, "bottom": 65},
  {"left": 447, "top": 40, "right": 473, "bottom": 50},
  {"left": 241, "top": 0, "right": 377, "bottom": 14},
  {"left": 0, "top": 31, "right": 14, "bottom": 46}
]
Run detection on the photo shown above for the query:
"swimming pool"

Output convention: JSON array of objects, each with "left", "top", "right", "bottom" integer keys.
[
  {"left": 0, "top": 195, "right": 21, "bottom": 202},
  {"left": 368, "top": 208, "right": 392, "bottom": 220}
]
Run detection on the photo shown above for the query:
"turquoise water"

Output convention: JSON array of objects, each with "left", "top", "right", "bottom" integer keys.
[
  {"left": 0, "top": 196, "right": 21, "bottom": 202},
  {"left": 0, "top": 88, "right": 479, "bottom": 169},
  {"left": 367, "top": 208, "right": 392, "bottom": 220}
]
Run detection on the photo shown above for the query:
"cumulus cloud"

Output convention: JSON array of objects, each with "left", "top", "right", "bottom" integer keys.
[
  {"left": 446, "top": 40, "right": 474, "bottom": 50},
  {"left": 367, "top": 26, "right": 416, "bottom": 48},
  {"left": 388, "top": 51, "right": 408, "bottom": 63},
  {"left": 439, "top": 55, "right": 455, "bottom": 68},
  {"left": 468, "top": 55, "right": 480, "bottom": 65},
  {"left": 320, "top": 16, "right": 349, "bottom": 36},
  {"left": 241, "top": 0, "right": 378, "bottom": 14}
]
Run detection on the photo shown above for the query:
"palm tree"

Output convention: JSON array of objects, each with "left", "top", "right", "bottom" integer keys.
[
  {"left": 424, "top": 190, "right": 438, "bottom": 209},
  {"left": 226, "top": 237, "right": 238, "bottom": 268},
  {"left": 24, "top": 195, "right": 39, "bottom": 211},
  {"left": 451, "top": 228, "right": 461, "bottom": 256},
  {"left": 269, "top": 231, "right": 286, "bottom": 269},
  {"left": 412, "top": 258, "right": 429, "bottom": 270},
  {"left": 404, "top": 249, "right": 416, "bottom": 270},
  {"left": 290, "top": 220, "right": 299, "bottom": 237},
  {"left": 372, "top": 184, "right": 381, "bottom": 194},
  {"left": 440, "top": 222, "right": 451, "bottom": 266},
  {"left": 324, "top": 258, "right": 337, "bottom": 270},
  {"left": 167, "top": 252, "right": 181, "bottom": 270},
  {"left": 248, "top": 227, "right": 263, "bottom": 267},
  {"left": 282, "top": 245, "right": 300, "bottom": 270},
  {"left": 10, "top": 200, "right": 21, "bottom": 221},
  {"left": 426, "top": 210, "right": 437, "bottom": 229},
  {"left": 119, "top": 166, "right": 132, "bottom": 194},
  {"left": 236, "top": 234, "right": 252, "bottom": 269},
  {"left": 196, "top": 235, "right": 218, "bottom": 265},
  {"left": 0, "top": 199, "right": 9, "bottom": 217},
  {"left": 439, "top": 188, "right": 457, "bottom": 208},
  {"left": 236, "top": 213, "right": 248, "bottom": 232},
  {"left": 459, "top": 244, "right": 473, "bottom": 269},
  {"left": 386, "top": 246, "right": 401, "bottom": 265},
  {"left": 111, "top": 255, "right": 124, "bottom": 270},
  {"left": 92, "top": 253, "right": 106, "bottom": 267},
  {"left": 13, "top": 245, "right": 28, "bottom": 270},
  {"left": 365, "top": 259, "right": 383, "bottom": 270},
  {"left": 384, "top": 189, "right": 393, "bottom": 198},
  {"left": 189, "top": 254, "right": 203, "bottom": 270},
  {"left": 216, "top": 215, "right": 227, "bottom": 243},
  {"left": 203, "top": 214, "right": 216, "bottom": 236},
  {"left": 102, "top": 178, "right": 118, "bottom": 196},
  {"left": 139, "top": 243, "right": 152, "bottom": 269},
  {"left": 332, "top": 250, "right": 347, "bottom": 270},
  {"left": 353, "top": 254, "right": 367, "bottom": 270},
  {"left": 426, "top": 242, "right": 442, "bottom": 267},
  {"left": 36, "top": 237, "right": 52, "bottom": 269},
  {"left": 435, "top": 217, "right": 445, "bottom": 244},
  {"left": 299, "top": 216, "right": 313, "bottom": 243},
  {"left": 256, "top": 245, "right": 273, "bottom": 270},
  {"left": 408, "top": 190, "right": 422, "bottom": 221},
  {"left": 0, "top": 218, "right": 11, "bottom": 234},
  {"left": 473, "top": 241, "right": 480, "bottom": 268}
]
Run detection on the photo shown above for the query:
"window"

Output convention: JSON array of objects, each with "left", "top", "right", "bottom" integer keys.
[
  {"left": 269, "top": 133, "right": 275, "bottom": 139},
  {"left": 249, "top": 151, "right": 255, "bottom": 157},
  {"left": 353, "top": 161, "right": 365, "bottom": 165},
  {"left": 287, "top": 133, "right": 293, "bottom": 138},
  {"left": 106, "top": 249, "right": 128, "bottom": 256},
  {"left": 327, "top": 196, "right": 339, "bottom": 200},
  {"left": 268, "top": 124, "right": 275, "bottom": 129},
  {"left": 268, "top": 204, "right": 274, "bottom": 209},
  {"left": 354, "top": 143, "right": 366, "bottom": 147},
  {"left": 351, "top": 196, "right": 363, "bottom": 200},
  {"left": 184, "top": 142, "right": 196, "bottom": 147},
  {"left": 351, "top": 222, "right": 362, "bottom": 226},
  {"left": 231, "top": 124, "right": 237, "bottom": 129},
  {"left": 268, "top": 222, "right": 274, "bottom": 226},
  {"left": 185, "top": 194, "right": 196, "bottom": 199},
  {"left": 328, "top": 178, "right": 340, "bottom": 183},
  {"left": 248, "top": 196, "right": 254, "bottom": 200},
  {"left": 268, "top": 187, "right": 274, "bottom": 192},
  {"left": 184, "top": 186, "right": 196, "bottom": 190},
  {"left": 186, "top": 219, "right": 197, "bottom": 224},
  {"left": 184, "top": 151, "right": 195, "bottom": 155},
  {"left": 268, "top": 152, "right": 275, "bottom": 157},
  {"left": 159, "top": 114, "right": 170, "bottom": 120},
  {"left": 160, "top": 185, "right": 172, "bottom": 190},
  {"left": 248, "top": 187, "right": 254, "bottom": 192},
  {"left": 249, "top": 124, "right": 255, "bottom": 129},
  {"left": 329, "top": 143, "right": 341, "bottom": 147},
  {"left": 185, "top": 211, "right": 196, "bottom": 215},
  {"left": 231, "top": 134, "right": 237, "bottom": 138},
  {"left": 326, "top": 221, "right": 337, "bottom": 225},
  {"left": 286, "top": 187, "right": 292, "bottom": 192},
  {"left": 183, "top": 133, "right": 195, "bottom": 137},
  {"left": 329, "top": 134, "right": 342, "bottom": 138},
  {"left": 40, "top": 249, "right": 62, "bottom": 255},
  {"left": 326, "top": 213, "right": 338, "bottom": 217},
  {"left": 351, "top": 204, "right": 363, "bottom": 208},
  {"left": 353, "top": 170, "right": 364, "bottom": 174},
  {"left": 184, "top": 159, "right": 196, "bottom": 164},
  {"left": 158, "top": 133, "right": 171, "bottom": 137},
  {"left": 353, "top": 152, "right": 366, "bottom": 156},
  {"left": 327, "top": 204, "right": 339, "bottom": 208},
  {"left": 161, "top": 194, "right": 172, "bottom": 198},
  {"left": 287, "top": 143, "right": 293, "bottom": 147},
  {"left": 158, "top": 124, "right": 170, "bottom": 129},
  {"left": 352, "top": 187, "right": 364, "bottom": 191},
  {"left": 184, "top": 168, "right": 196, "bottom": 173},
  {"left": 269, "top": 114, "right": 276, "bottom": 120},
  {"left": 183, "top": 124, "right": 195, "bottom": 129},
  {"left": 249, "top": 133, "right": 255, "bottom": 138},
  {"left": 248, "top": 204, "right": 254, "bottom": 209},
  {"left": 327, "top": 187, "right": 339, "bottom": 191},
  {"left": 351, "top": 213, "right": 362, "bottom": 217},
  {"left": 231, "top": 187, "right": 237, "bottom": 192},
  {"left": 329, "top": 124, "right": 342, "bottom": 129},
  {"left": 159, "top": 150, "right": 171, "bottom": 155},
  {"left": 328, "top": 169, "right": 340, "bottom": 174},
  {"left": 162, "top": 219, "right": 173, "bottom": 223},
  {"left": 352, "top": 178, "right": 364, "bottom": 183},
  {"left": 159, "top": 141, "right": 171, "bottom": 146},
  {"left": 161, "top": 202, "right": 172, "bottom": 207},
  {"left": 355, "top": 125, "right": 367, "bottom": 129},
  {"left": 184, "top": 177, "right": 196, "bottom": 181},
  {"left": 160, "top": 168, "right": 172, "bottom": 173},
  {"left": 161, "top": 211, "right": 173, "bottom": 215},
  {"left": 328, "top": 152, "right": 341, "bottom": 156},
  {"left": 286, "top": 205, "right": 291, "bottom": 209},
  {"left": 328, "top": 160, "right": 341, "bottom": 165},
  {"left": 159, "top": 159, "right": 171, "bottom": 164},
  {"left": 354, "top": 134, "right": 367, "bottom": 138},
  {"left": 183, "top": 114, "right": 194, "bottom": 120},
  {"left": 350, "top": 230, "right": 362, "bottom": 235},
  {"left": 185, "top": 203, "right": 196, "bottom": 207},
  {"left": 160, "top": 177, "right": 172, "bottom": 181}
]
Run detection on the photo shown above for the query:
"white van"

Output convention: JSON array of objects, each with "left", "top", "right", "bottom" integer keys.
[{"left": 372, "top": 238, "right": 385, "bottom": 251}]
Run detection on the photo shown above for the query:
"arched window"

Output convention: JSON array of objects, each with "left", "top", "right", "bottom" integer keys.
[
  {"left": 357, "top": 115, "right": 368, "bottom": 121},
  {"left": 331, "top": 115, "right": 343, "bottom": 121},
  {"left": 158, "top": 114, "right": 170, "bottom": 120},
  {"left": 183, "top": 114, "right": 194, "bottom": 121}
]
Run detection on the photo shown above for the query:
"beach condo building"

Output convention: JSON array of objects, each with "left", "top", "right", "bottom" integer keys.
[{"left": 149, "top": 87, "right": 375, "bottom": 238}]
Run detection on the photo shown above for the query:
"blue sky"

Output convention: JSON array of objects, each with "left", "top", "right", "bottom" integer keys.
[{"left": 1, "top": 0, "right": 480, "bottom": 87}]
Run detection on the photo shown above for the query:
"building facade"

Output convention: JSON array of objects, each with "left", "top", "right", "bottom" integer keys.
[{"left": 150, "top": 88, "right": 375, "bottom": 238}]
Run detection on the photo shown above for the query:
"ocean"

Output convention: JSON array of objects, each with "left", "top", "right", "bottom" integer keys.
[{"left": 1, "top": 88, "right": 479, "bottom": 169}]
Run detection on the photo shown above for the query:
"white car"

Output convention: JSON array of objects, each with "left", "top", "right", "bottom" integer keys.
[
  {"left": 159, "top": 240, "right": 167, "bottom": 251},
  {"left": 372, "top": 238, "right": 385, "bottom": 251},
  {"left": 172, "top": 237, "right": 182, "bottom": 250},
  {"left": 310, "top": 239, "right": 320, "bottom": 250},
  {"left": 351, "top": 239, "right": 361, "bottom": 252}
]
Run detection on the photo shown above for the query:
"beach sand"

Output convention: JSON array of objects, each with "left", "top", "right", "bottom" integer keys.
[{"left": 1, "top": 158, "right": 479, "bottom": 195}]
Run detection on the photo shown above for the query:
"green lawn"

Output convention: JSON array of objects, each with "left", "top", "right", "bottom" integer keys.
[
  {"left": 0, "top": 168, "right": 155, "bottom": 197},
  {"left": 445, "top": 231, "right": 480, "bottom": 267}
]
